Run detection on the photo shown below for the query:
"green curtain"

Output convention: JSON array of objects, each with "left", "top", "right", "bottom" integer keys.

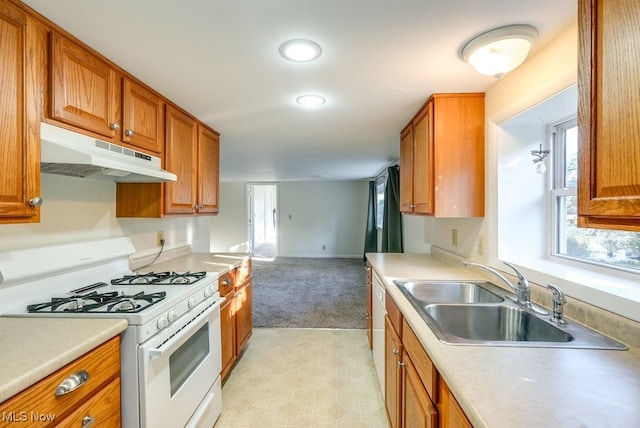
[
  {"left": 382, "top": 165, "right": 403, "bottom": 253},
  {"left": 363, "top": 180, "right": 378, "bottom": 260}
]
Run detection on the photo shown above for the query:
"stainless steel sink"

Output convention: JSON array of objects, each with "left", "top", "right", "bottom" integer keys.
[
  {"left": 424, "top": 304, "right": 572, "bottom": 343},
  {"left": 393, "top": 280, "right": 504, "bottom": 304},
  {"left": 394, "top": 279, "right": 627, "bottom": 350}
]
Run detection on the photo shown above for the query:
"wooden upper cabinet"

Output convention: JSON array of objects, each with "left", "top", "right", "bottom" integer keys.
[
  {"left": 122, "top": 78, "right": 164, "bottom": 153},
  {"left": 165, "top": 104, "right": 198, "bottom": 215},
  {"left": 49, "top": 32, "right": 120, "bottom": 139},
  {"left": 399, "top": 124, "right": 414, "bottom": 212},
  {"left": 400, "top": 93, "right": 484, "bottom": 217},
  {"left": 0, "top": 2, "right": 43, "bottom": 223},
  {"left": 197, "top": 125, "right": 220, "bottom": 214},
  {"left": 578, "top": 0, "right": 640, "bottom": 231},
  {"left": 412, "top": 103, "right": 433, "bottom": 215}
]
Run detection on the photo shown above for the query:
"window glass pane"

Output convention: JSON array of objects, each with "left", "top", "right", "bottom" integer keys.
[
  {"left": 376, "top": 180, "right": 385, "bottom": 229},
  {"left": 559, "top": 196, "right": 640, "bottom": 270},
  {"left": 564, "top": 126, "right": 578, "bottom": 188}
]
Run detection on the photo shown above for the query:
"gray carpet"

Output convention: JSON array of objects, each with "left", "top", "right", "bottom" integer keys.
[{"left": 252, "top": 257, "right": 368, "bottom": 329}]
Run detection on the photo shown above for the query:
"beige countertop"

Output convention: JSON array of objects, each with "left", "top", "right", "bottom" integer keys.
[
  {"left": 137, "top": 252, "right": 251, "bottom": 275},
  {"left": 0, "top": 317, "right": 127, "bottom": 403},
  {"left": 367, "top": 253, "right": 640, "bottom": 428}
]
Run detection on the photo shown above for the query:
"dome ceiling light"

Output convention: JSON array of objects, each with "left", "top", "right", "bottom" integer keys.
[
  {"left": 296, "top": 94, "right": 326, "bottom": 107},
  {"left": 461, "top": 24, "right": 538, "bottom": 79},
  {"left": 279, "top": 39, "right": 322, "bottom": 62}
]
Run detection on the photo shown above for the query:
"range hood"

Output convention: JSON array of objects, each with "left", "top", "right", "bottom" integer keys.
[{"left": 40, "top": 122, "right": 177, "bottom": 182}]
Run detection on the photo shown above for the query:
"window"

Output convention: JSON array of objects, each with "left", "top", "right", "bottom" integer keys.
[
  {"left": 552, "top": 119, "right": 640, "bottom": 271},
  {"left": 376, "top": 177, "right": 386, "bottom": 229}
]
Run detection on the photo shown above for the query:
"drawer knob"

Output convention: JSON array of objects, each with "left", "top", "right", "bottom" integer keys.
[
  {"left": 82, "top": 416, "right": 96, "bottom": 427},
  {"left": 55, "top": 370, "right": 89, "bottom": 396},
  {"left": 125, "top": 129, "right": 135, "bottom": 137},
  {"left": 28, "top": 197, "right": 43, "bottom": 207},
  {"left": 109, "top": 122, "right": 120, "bottom": 131}
]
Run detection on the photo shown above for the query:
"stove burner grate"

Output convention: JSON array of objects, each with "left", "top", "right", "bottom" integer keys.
[
  {"left": 111, "top": 271, "right": 207, "bottom": 286},
  {"left": 26, "top": 291, "right": 167, "bottom": 313}
]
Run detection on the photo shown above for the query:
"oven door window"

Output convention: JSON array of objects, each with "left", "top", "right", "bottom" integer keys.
[{"left": 169, "top": 323, "right": 210, "bottom": 396}]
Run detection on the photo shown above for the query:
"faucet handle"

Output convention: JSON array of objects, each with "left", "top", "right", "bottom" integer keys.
[
  {"left": 547, "top": 283, "right": 566, "bottom": 324},
  {"left": 502, "top": 261, "right": 528, "bottom": 286}
]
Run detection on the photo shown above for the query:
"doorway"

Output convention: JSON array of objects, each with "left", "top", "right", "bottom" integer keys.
[{"left": 247, "top": 184, "right": 278, "bottom": 259}]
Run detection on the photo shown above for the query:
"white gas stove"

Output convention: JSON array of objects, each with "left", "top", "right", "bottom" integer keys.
[{"left": 0, "top": 238, "right": 224, "bottom": 428}]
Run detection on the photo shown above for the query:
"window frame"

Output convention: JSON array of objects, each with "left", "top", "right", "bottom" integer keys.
[{"left": 375, "top": 176, "right": 386, "bottom": 230}]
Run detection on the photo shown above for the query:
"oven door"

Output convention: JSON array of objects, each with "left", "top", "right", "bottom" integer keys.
[{"left": 138, "top": 299, "right": 223, "bottom": 428}]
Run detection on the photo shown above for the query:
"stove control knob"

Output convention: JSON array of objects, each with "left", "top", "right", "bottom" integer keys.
[
  {"left": 204, "top": 286, "right": 213, "bottom": 298},
  {"left": 167, "top": 310, "right": 178, "bottom": 323},
  {"left": 157, "top": 316, "right": 168, "bottom": 330},
  {"left": 188, "top": 297, "right": 196, "bottom": 308}
]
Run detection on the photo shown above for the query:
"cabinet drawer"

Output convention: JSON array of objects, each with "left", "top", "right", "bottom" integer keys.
[
  {"left": 0, "top": 337, "right": 120, "bottom": 427},
  {"left": 402, "top": 319, "right": 438, "bottom": 401},
  {"left": 55, "top": 377, "right": 120, "bottom": 427},
  {"left": 218, "top": 271, "right": 234, "bottom": 296},
  {"left": 234, "top": 259, "right": 252, "bottom": 285},
  {"left": 386, "top": 292, "right": 403, "bottom": 337}
]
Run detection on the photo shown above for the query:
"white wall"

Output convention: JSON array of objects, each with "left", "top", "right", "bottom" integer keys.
[
  {"left": 279, "top": 181, "right": 369, "bottom": 257},
  {"left": 0, "top": 174, "right": 211, "bottom": 256},
  {"left": 209, "top": 182, "right": 248, "bottom": 252}
]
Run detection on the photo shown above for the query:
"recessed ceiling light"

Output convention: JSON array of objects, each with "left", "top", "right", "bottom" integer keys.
[
  {"left": 296, "top": 94, "right": 326, "bottom": 107},
  {"left": 279, "top": 39, "right": 322, "bottom": 62}
]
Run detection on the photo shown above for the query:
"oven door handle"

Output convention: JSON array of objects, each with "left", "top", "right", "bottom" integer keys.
[{"left": 148, "top": 298, "right": 223, "bottom": 360}]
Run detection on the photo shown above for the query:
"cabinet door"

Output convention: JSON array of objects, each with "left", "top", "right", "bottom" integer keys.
[
  {"left": 197, "top": 126, "right": 220, "bottom": 214},
  {"left": 235, "top": 280, "right": 252, "bottom": 352},
  {"left": 122, "top": 78, "right": 163, "bottom": 153},
  {"left": 578, "top": 0, "right": 640, "bottom": 230},
  {"left": 413, "top": 103, "right": 433, "bottom": 214},
  {"left": 0, "top": 3, "right": 41, "bottom": 222},
  {"left": 402, "top": 355, "right": 437, "bottom": 428},
  {"left": 220, "top": 296, "right": 236, "bottom": 380},
  {"left": 399, "top": 125, "right": 414, "bottom": 213},
  {"left": 385, "top": 316, "right": 403, "bottom": 428},
  {"left": 165, "top": 105, "right": 197, "bottom": 214},
  {"left": 438, "top": 379, "right": 472, "bottom": 428},
  {"left": 50, "top": 33, "right": 120, "bottom": 138}
]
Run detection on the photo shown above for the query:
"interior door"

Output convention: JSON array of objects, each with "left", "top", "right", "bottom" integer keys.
[{"left": 247, "top": 184, "right": 278, "bottom": 259}]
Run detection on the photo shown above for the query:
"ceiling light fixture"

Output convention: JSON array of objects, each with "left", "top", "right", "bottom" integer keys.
[
  {"left": 296, "top": 94, "right": 326, "bottom": 107},
  {"left": 279, "top": 39, "right": 322, "bottom": 62},
  {"left": 461, "top": 24, "right": 538, "bottom": 79}
]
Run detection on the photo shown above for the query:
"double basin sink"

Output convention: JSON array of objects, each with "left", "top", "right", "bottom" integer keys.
[{"left": 394, "top": 280, "right": 626, "bottom": 349}]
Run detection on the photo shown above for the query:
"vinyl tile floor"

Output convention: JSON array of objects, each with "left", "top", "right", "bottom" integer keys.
[{"left": 215, "top": 328, "right": 389, "bottom": 428}]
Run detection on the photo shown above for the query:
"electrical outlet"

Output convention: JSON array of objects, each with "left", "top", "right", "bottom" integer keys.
[
  {"left": 452, "top": 229, "right": 458, "bottom": 246},
  {"left": 477, "top": 235, "right": 484, "bottom": 256},
  {"left": 157, "top": 231, "right": 165, "bottom": 247}
]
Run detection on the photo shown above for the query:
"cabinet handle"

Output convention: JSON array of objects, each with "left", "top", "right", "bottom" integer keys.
[
  {"left": 125, "top": 129, "right": 135, "bottom": 137},
  {"left": 222, "top": 278, "right": 231, "bottom": 286},
  {"left": 109, "top": 122, "right": 120, "bottom": 131},
  {"left": 199, "top": 205, "right": 205, "bottom": 209},
  {"left": 28, "top": 197, "right": 43, "bottom": 207},
  {"left": 397, "top": 361, "right": 405, "bottom": 368},
  {"left": 82, "top": 416, "right": 96, "bottom": 427},
  {"left": 55, "top": 370, "right": 89, "bottom": 396},
  {"left": 392, "top": 348, "right": 399, "bottom": 355}
]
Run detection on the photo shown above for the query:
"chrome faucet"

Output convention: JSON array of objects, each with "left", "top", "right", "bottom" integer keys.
[
  {"left": 546, "top": 284, "right": 567, "bottom": 324},
  {"left": 462, "top": 260, "right": 546, "bottom": 314}
]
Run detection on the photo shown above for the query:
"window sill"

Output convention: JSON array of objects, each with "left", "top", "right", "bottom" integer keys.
[{"left": 509, "top": 255, "right": 640, "bottom": 323}]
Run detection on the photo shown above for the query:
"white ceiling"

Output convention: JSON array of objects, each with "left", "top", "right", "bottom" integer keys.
[{"left": 22, "top": 0, "right": 576, "bottom": 182}]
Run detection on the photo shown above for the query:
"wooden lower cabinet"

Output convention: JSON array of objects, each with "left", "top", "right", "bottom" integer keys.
[
  {"left": 219, "top": 263, "right": 253, "bottom": 381},
  {"left": 0, "top": 337, "right": 121, "bottom": 428},
  {"left": 403, "top": 355, "right": 438, "bottom": 428},
  {"left": 384, "top": 291, "right": 473, "bottom": 428}
]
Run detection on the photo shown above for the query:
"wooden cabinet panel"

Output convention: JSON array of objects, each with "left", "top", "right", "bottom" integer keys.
[
  {"left": 402, "top": 319, "right": 437, "bottom": 401},
  {"left": 412, "top": 103, "right": 433, "bottom": 214},
  {"left": 0, "top": 2, "right": 42, "bottom": 223},
  {"left": 165, "top": 104, "right": 198, "bottom": 214},
  {"left": 438, "top": 379, "right": 472, "bottom": 428},
  {"left": 400, "top": 93, "right": 484, "bottom": 217},
  {"left": 55, "top": 378, "right": 120, "bottom": 428},
  {"left": 50, "top": 32, "right": 120, "bottom": 138},
  {"left": 122, "top": 78, "right": 163, "bottom": 153},
  {"left": 197, "top": 125, "right": 220, "bottom": 214},
  {"left": 386, "top": 293, "right": 403, "bottom": 338},
  {"left": 399, "top": 124, "right": 414, "bottom": 212},
  {"left": 578, "top": 0, "right": 640, "bottom": 230},
  {"left": 403, "top": 355, "right": 438, "bottom": 428},
  {"left": 235, "top": 279, "right": 253, "bottom": 352},
  {"left": 385, "top": 316, "right": 403, "bottom": 428},
  {"left": 219, "top": 297, "right": 236, "bottom": 380}
]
